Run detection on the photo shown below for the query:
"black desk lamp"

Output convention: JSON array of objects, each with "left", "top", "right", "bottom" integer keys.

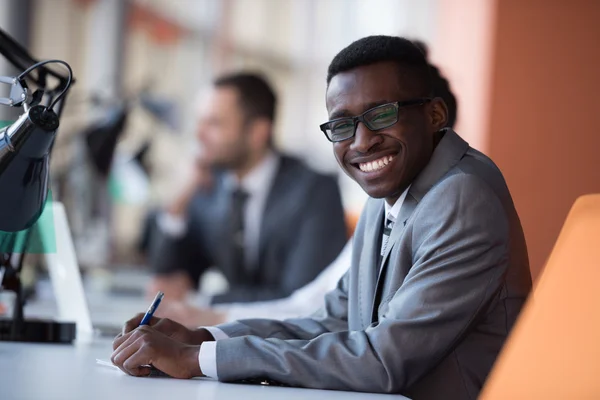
[
  {"left": 0, "top": 27, "right": 75, "bottom": 342},
  {"left": 0, "top": 77, "right": 61, "bottom": 232}
]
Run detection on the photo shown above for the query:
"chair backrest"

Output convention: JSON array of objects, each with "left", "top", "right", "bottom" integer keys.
[
  {"left": 345, "top": 211, "right": 361, "bottom": 239},
  {"left": 480, "top": 194, "right": 600, "bottom": 399}
]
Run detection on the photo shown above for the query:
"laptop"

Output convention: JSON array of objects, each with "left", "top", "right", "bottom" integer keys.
[{"left": 40, "top": 202, "right": 140, "bottom": 339}]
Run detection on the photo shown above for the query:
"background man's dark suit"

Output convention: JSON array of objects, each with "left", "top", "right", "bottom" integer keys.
[{"left": 150, "top": 155, "right": 347, "bottom": 304}]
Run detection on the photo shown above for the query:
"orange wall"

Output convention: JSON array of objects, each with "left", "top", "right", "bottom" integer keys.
[
  {"left": 432, "top": 0, "right": 497, "bottom": 152},
  {"left": 487, "top": 0, "right": 600, "bottom": 279}
]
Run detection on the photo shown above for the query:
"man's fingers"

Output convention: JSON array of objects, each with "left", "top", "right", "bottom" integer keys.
[
  {"left": 123, "top": 345, "right": 155, "bottom": 377},
  {"left": 123, "top": 313, "right": 146, "bottom": 335},
  {"left": 152, "top": 318, "right": 174, "bottom": 335},
  {"left": 122, "top": 313, "right": 163, "bottom": 336},
  {"left": 125, "top": 365, "right": 152, "bottom": 377},
  {"left": 112, "top": 325, "right": 149, "bottom": 356},
  {"left": 113, "top": 329, "right": 135, "bottom": 351},
  {"left": 111, "top": 336, "right": 144, "bottom": 375},
  {"left": 112, "top": 333, "right": 123, "bottom": 350}
]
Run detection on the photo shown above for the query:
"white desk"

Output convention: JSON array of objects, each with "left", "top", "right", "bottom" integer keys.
[
  {"left": 0, "top": 339, "right": 406, "bottom": 400},
  {"left": 5, "top": 272, "right": 408, "bottom": 399}
]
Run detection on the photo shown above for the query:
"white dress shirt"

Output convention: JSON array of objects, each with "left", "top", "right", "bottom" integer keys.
[
  {"left": 198, "top": 187, "right": 410, "bottom": 379},
  {"left": 384, "top": 185, "right": 410, "bottom": 226},
  {"left": 158, "top": 151, "right": 280, "bottom": 271}
]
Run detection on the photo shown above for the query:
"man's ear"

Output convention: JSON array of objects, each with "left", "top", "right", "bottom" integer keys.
[
  {"left": 429, "top": 97, "right": 449, "bottom": 131},
  {"left": 248, "top": 117, "right": 273, "bottom": 149}
]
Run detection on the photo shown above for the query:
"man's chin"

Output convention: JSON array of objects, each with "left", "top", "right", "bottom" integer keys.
[
  {"left": 358, "top": 179, "right": 408, "bottom": 202},
  {"left": 212, "top": 160, "right": 238, "bottom": 171},
  {"left": 360, "top": 184, "right": 393, "bottom": 200}
]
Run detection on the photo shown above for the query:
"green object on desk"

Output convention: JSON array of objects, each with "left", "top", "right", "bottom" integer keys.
[
  {"left": 0, "top": 119, "right": 57, "bottom": 253},
  {"left": 0, "top": 190, "right": 56, "bottom": 253}
]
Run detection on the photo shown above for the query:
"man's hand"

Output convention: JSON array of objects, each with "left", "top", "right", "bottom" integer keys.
[
  {"left": 111, "top": 325, "right": 202, "bottom": 378},
  {"left": 114, "top": 314, "right": 214, "bottom": 347},
  {"left": 156, "top": 302, "right": 226, "bottom": 328},
  {"left": 167, "top": 158, "right": 213, "bottom": 218}
]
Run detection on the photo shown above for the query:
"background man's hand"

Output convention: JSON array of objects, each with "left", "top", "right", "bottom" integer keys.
[
  {"left": 156, "top": 302, "right": 226, "bottom": 328},
  {"left": 167, "top": 158, "right": 214, "bottom": 218},
  {"left": 146, "top": 272, "right": 192, "bottom": 302},
  {"left": 111, "top": 325, "right": 202, "bottom": 378}
]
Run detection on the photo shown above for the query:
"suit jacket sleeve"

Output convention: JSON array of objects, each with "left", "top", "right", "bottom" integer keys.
[
  {"left": 210, "top": 174, "right": 347, "bottom": 304},
  {"left": 212, "top": 174, "right": 511, "bottom": 393}
]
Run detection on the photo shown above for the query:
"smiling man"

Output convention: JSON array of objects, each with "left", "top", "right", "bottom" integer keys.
[{"left": 112, "top": 36, "right": 532, "bottom": 398}]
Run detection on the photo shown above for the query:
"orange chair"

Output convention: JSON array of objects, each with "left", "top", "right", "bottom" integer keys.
[
  {"left": 481, "top": 194, "right": 600, "bottom": 399},
  {"left": 345, "top": 211, "right": 361, "bottom": 239}
]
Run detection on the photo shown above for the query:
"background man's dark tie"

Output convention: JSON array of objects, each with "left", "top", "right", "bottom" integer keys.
[{"left": 224, "top": 188, "right": 249, "bottom": 277}]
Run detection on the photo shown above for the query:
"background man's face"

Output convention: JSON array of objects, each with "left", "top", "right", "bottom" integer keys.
[
  {"left": 327, "top": 61, "right": 435, "bottom": 201},
  {"left": 196, "top": 87, "right": 249, "bottom": 170}
]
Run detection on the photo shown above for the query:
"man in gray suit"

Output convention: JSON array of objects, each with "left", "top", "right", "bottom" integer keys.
[
  {"left": 147, "top": 72, "right": 347, "bottom": 304},
  {"left": 113, "top": 37, "right": 532, "bottom": 399}
]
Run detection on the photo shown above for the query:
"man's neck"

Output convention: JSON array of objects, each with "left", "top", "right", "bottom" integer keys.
[
  {"left": 233, "top": 149, "right": 271, "bottom": 181},
  {"left": 385, "top": 184, "right": 409, "bottom": 206},
  {"left": 385, "top": 195, "right": 399, "bottom": 207}
]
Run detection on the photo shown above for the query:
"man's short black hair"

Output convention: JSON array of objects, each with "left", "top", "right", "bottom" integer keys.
[
  {"left": 327, "top": 35, "right": 433, "bottom": 98},
  {"left": 413, "top": 40, "right": 458, "bottom": 129},
  {"left": 214, "top": 72, "right": 277, "bottom": 122}
]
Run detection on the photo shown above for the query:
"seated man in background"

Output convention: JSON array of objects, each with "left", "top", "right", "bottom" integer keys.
[
  {"left": 148, "top": 72, "right": 347, "bottom": 304},
  {"left": 113, "top": 36, "right": 531, "bottom": 397},
  {"left": 159, "top": 239, "right": 353, "bottom": 326},
  {"left": 157, "top": 43, "right": 460, "bottom": 327}
]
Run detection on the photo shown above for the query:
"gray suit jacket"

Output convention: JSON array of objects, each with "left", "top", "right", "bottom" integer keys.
[
  {"left": 212, "top": 130, "right": 532, "bottom": 398},
  {"left": 150, "top": 155, "right": 347, "bottom": 304}
]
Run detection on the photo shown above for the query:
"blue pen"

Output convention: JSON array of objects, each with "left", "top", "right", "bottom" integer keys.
[{"left": 140, "top": 291, "right": 164, "bottom": 326}]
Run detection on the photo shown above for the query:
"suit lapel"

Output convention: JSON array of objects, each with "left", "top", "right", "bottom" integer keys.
[
  {"left": 379, "top": 193, "right": 418, "bottom": 274},
  {"left": 370, "top": 129, "right": 470, "bottom": 321},
  {"left": 380, "top": 193, "right": 418, "bottom": 268},
  {"left": 358, "top": 200, "right": 384, "bottom": 327},
  {"left": 257, "top": 156, "right": 289, "bottom": 272},
  {"left": 370, "top": 193, "right": 417, "bottom": 322}
]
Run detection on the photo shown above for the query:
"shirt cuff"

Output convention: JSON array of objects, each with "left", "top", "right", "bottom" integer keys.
[
  {"left": 157, "top": 212, "right": 187, "bottom": 238},
  {"left": 202, "top": 326, "right": 229, "bottom": 341},
  {"left": 199, "top": 341, "right": 218, "bottom": 379},
  {"left": 198, "top": 327, "right": 228, "bottom": 379}
]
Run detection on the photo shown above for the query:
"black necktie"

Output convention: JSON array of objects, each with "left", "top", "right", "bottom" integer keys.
[
  {"left": 227, "top": 188, "right": 249, "bottom": 276},
  {"left": 380, "top": 216, "right": 395, "bottom": 259},
  {"left": 372, "top": 215, "right": 395, "bottom": 323}
]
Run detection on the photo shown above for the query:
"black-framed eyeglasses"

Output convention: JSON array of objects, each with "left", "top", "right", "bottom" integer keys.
[{"left": 319, "top": 98, "right": 432, "bottom": 143}]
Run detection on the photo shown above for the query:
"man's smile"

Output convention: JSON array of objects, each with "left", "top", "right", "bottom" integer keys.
[
  {"left": 348, "top": 151, "right": 400, "bottom": 179},
  {"left": 356, "top": 154, "right": 395, "bottom": 172}
]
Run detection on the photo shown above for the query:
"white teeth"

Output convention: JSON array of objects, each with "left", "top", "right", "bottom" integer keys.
[{"left": 358, "top": 155, "right": 395, "bottom": 172}]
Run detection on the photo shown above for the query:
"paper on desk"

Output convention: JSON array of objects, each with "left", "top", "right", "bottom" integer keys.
[
  {"left": 96, "top": 359, "right": 121, "bottom": 372},
  {"left": 96, "top": 358, "right": 170, "bottom": 377}
]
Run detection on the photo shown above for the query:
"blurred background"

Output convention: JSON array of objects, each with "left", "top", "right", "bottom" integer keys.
[{"left": 1, "top": 0, "right": 598, "bottom": 282}]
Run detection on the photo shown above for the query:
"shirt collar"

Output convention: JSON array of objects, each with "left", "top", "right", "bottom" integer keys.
[
  {"left": 384, "top": 185, "right": 411, "bottom": 222},
  {"left": 226, "top": 151, "right": 279, "bottom": 197}
]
